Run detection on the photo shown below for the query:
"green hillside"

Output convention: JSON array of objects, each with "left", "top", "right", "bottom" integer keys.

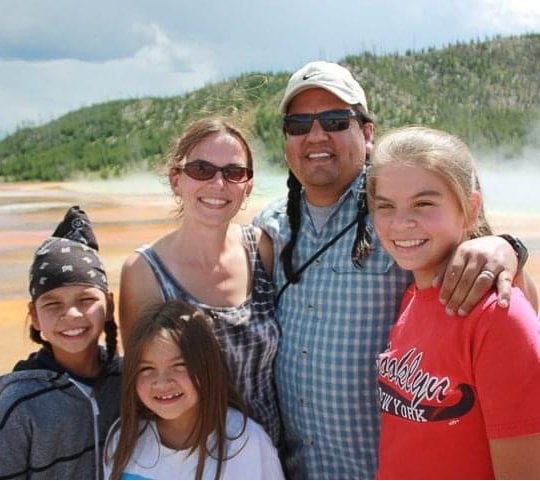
[{"left": 0, "top": 34, "right": 538, "bottom": 181}]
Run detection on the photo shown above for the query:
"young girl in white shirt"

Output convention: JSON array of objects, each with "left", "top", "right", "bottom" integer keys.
[{"left": 104, "top": 299, "right": 284, "bottom": 480}]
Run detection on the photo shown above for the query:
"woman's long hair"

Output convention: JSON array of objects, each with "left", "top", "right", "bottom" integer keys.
[{"left": 108, "top": 300, "right": 247, "bottom": 479}]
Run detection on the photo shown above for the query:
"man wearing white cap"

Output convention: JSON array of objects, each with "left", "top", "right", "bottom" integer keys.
[{"left": 254, "top": 61, "right": 529, "bottom": 479}]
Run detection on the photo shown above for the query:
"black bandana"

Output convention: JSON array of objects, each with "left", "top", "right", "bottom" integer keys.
[{"left": 29, "top": 206, "right": 108, "bottom": 301}]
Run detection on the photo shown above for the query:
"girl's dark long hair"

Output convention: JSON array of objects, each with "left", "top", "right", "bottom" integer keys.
[{"left": 108, "top": 300, "right": 247, "bottom": 480}]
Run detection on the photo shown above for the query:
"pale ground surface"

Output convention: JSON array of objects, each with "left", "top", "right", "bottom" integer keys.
[{"left": 0, "top": 181, "right": 539, "bottom": 372}]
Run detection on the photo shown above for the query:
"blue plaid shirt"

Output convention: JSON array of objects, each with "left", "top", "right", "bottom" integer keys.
[{"left": 254, "top": 174, "right": 412, "bottom": 479}]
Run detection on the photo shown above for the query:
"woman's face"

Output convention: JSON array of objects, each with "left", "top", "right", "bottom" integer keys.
[{"left": 170, "top": 132, "right": 253, "bottom": 226}]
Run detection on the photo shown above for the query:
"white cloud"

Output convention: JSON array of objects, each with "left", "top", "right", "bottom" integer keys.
[
  {"left": 0, "top": 23, "right": 218, "bottom": 136},
  {"left": 132, "top": 23, "right": 200, "bottom": 73},
  {"left": 0, "top": 0, "right": 538, "bottom": 138},
  {"left": 475, "top": 0, "right": 540, "bottom": 30}
]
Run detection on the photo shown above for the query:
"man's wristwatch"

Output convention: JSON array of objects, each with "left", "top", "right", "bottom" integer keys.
[{"left": 498, "top": 234, "right": 529, "bottom": 272}]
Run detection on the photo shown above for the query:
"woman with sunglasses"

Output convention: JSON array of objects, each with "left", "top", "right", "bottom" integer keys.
[{"left": 118, "top": 117, "right": 281, "bottom": 447}]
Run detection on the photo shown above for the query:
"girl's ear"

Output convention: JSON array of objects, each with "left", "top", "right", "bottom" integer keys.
[
  {"left": 467, "top": 190, "right": 482, "bottom": 229},
  {"left": 28, "top": 302, "right": 40, "bottom": 331}
]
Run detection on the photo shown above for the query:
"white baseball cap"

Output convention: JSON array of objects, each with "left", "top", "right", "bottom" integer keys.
[{"left": 279, "top": 61, "right": 368, "bottom": 114}]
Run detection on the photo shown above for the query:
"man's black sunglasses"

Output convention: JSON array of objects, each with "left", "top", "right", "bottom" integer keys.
[
  {"left": 282, "top": 109, "right": 360, "bottom": 136},
  {"left": 179, "top": 159, "right": 253, "bottom": 183}
]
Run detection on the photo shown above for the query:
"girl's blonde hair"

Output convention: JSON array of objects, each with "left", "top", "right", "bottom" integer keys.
[
  {"left": 367, "top": 125, "right": 492, "bottom": 238},
  {"left": 108, "top": 300, "right": 247, "bottom": 479}
]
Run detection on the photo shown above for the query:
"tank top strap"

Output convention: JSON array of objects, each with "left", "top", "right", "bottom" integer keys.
[
  {"left": 135, "top": 244, "right": 180, "bottom": 300},
  {"left": 240, "top": 224, "right": 257, "bottom": 271}
]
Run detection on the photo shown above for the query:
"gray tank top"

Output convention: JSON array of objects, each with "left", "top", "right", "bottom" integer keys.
[{"left": 136, "top": 224, "right": 281, "bottom": 445}]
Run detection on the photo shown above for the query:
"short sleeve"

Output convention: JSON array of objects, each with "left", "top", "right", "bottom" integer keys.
[{"left": 473, "top": 288, "right": 540, "bottom": 438}]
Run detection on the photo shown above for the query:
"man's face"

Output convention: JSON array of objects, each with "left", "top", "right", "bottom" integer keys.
[{"left": 285, "top": 88, "right": 374, "bottom": 206}]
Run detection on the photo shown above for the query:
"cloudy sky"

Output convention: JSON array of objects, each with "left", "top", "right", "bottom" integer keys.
[{"left": 1, "top": 0, "right": 538, "bottom": 139}]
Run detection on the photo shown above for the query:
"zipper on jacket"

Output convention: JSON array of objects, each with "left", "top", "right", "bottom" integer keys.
[{"left": 70, "top": 379, "right": 101, "bottom": 480}]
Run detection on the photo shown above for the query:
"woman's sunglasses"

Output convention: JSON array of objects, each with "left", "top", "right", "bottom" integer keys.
[
  {"left": 179, "top": 159, "right": 253, "bottom": 183},
  {"left": 282, "top": 109, "right": 360, "bottom": 136}
]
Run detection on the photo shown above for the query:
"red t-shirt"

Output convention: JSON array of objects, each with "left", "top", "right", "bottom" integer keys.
[{"left": 377, "top": 286, "right": 540, "bottom": 479}]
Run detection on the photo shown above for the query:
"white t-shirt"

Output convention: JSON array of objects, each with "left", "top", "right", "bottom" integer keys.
[{"left": 103, "top": 408, "right": 284, "bottom": 480}]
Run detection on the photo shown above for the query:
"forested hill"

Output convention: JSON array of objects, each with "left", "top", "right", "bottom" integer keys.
[{"left": 1, "top": 33, "right": 538, "bottom": 181}]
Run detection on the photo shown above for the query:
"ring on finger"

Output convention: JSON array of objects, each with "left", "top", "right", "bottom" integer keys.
[{"left": 480, "top": 270, "right": 496, "bottom": 280}]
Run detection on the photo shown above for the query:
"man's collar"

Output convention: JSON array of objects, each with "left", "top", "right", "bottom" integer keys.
[{"left": 301, "top": 169, "right": 366, "bottom": 207}]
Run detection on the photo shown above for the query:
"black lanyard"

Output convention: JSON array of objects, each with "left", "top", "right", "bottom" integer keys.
[{"left": 275, "top": 217, "right": 358, "bottom": 304}]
